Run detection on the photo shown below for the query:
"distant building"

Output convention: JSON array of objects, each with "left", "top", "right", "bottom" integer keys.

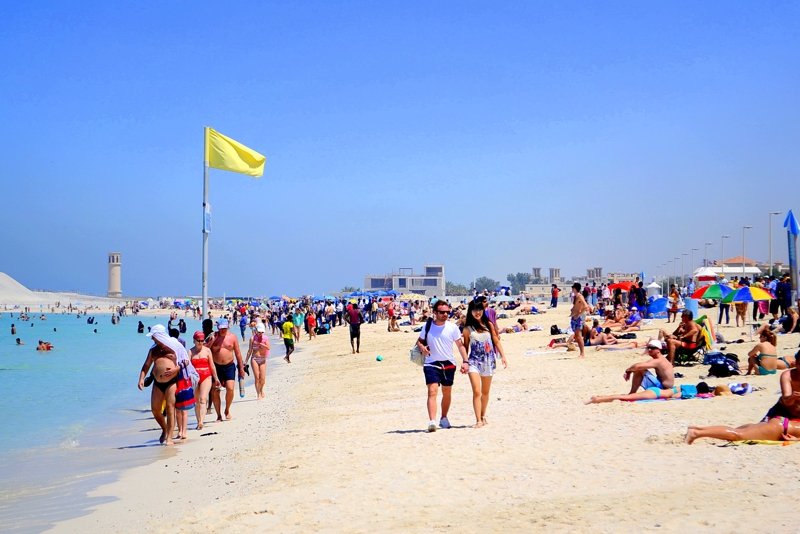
[
  {"left": 531, "top": 267, "right": 542, "bottom": 283},
  {"left": 606, "top": 272, "right": 638, "bottom": 283},
  {"left": 364, "top": 264, "right": 445, "bottom": 298},
  {"left": 549, "top": 267, "right": 561, "bottom": 284},
  {"left": 586, "top": 267, "right": 603, "bottom": 281},
  {"left": 107, "top": 252, "right": 122, "bottom": 298}
]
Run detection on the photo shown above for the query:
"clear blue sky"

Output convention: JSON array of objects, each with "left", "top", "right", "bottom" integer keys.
[{"left": 1, "top": 1, "right": 798, "bottom": 296}]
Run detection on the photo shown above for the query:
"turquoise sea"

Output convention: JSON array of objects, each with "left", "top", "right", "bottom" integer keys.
[{"left": 0, "top": 312, "right": 208, "bottom": 532}]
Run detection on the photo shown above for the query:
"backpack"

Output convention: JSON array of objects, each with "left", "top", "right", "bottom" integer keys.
[{"left": 550, "top": 325, "right": 561, "bottom": 336}]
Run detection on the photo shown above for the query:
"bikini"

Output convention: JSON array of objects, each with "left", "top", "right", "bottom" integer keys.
[
  {"left": 191, "top": 354, "right": 212, "bottom": 383},
  {"left": 756, "top": 353, "right": 778, "bottom": 375},
  {"left": 251, "top": 335, "right": 269, "bottom": 365}
]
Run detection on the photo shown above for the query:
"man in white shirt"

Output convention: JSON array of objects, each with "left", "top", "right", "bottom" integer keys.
[{"left": 415, "top": 300, "right": 469, "bottom": 432}]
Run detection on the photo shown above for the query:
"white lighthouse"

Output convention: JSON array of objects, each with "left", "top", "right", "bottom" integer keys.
[{"left": 107, "top": 252, "right": 122, "bottom": 298}]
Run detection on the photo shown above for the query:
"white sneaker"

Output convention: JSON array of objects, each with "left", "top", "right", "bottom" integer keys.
[
  {"left": 427, "top": 420, "right": 437, "bottom": 432},
  {"left": 439, "top": 416, "right": 451, "bottom": 429}
]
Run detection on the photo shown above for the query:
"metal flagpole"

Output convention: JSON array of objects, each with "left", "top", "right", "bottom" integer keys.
[{"left": 202, "top": 128, "right": 210, "bottom": 318}]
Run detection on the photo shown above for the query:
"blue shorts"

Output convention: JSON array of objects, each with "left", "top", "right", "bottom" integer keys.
[
  {"left": 640, "top": 370, "right": 662, "bottom": 390},
  {"left": 423, "top": 361, "right": 456, "bottom": 386},
  {"left": 214, "top": 361, "right": 236, "bottom": 383},
  {"left": 570, "top": 315, "right": 584, "bottom": 332}
]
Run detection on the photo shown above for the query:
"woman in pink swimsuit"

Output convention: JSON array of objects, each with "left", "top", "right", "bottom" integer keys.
[
  {"left": 190, "top": 331, "right": 219, "bottom": 429},
  {"left": 247, "top": 323, "right": 271, "bottom": 399}
]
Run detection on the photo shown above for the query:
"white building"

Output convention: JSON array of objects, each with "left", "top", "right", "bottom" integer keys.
[{"left": 364, "top": 265, "right": 445, "bottom": 298}]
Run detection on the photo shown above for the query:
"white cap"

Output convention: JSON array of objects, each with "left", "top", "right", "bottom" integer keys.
[
  {"left": 256, "top": 323, "right": 266, "bottom": 333},
  {"left": 647, "top": 339, "right": 663, "bottom": 350}
]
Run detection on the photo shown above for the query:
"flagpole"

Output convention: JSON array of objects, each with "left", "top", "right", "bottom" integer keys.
[{"left": 202, "top": 128, "right": 210, "bottom": 319}]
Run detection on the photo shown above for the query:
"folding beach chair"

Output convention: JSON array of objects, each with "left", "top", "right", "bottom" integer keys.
[{"left": 674, "top": 321, "right": 713, "bottom": 366}]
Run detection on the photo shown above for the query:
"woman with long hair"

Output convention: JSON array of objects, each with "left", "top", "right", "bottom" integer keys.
[
  {"left": 462, "top": 300, "right": 507, "bottom": 428},
  {"left": 746, "top": 329, "right": 791, "bottom": 375}
]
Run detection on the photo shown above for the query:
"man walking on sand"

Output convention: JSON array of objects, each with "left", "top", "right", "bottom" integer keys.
[
  {"left": 206, "top": 318, "right": 245, "bottom": 421},
  {"left": 570, "top": 282, "right": 591, "bottom": 358},
  {"left": 415, "top": 299, "right": 469, "bottom": 432},
  {"left": 345, "top": 302, "right": 365, "bottom": 353}
]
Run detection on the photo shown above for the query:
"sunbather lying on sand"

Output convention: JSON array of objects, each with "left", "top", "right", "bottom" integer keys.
[
  {"left": 685, "top": 416, "right": 800, "bottom": 444},
  {"left": 586, "top": 382, "right": 711, "bottom": 404}
]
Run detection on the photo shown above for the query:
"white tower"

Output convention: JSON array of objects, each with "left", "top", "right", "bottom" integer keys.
[{"left": 107, "top": 252, "right": 122, "bottom": 298}]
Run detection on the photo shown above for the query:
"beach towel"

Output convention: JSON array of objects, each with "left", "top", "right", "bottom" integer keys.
[
  {"left": 151, "top": 330, "right": 199, "bottom": 384},
  {"left": 524, "top": 349, "right": 567, "bottom": 355},
  {"left": 624, "top": 394, "right": 715, "bottom": 403},
  {"left": 724, "top": 440, "right": 799, "bottom": 446}
]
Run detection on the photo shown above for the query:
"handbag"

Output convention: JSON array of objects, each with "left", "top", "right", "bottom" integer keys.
[{"left": 410, "top": 318, "right": 433, "bottom": 366}]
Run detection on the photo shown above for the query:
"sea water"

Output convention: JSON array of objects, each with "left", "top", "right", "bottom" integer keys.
[{"left": 0, "top": 312, "right": 206, "bottom": 532}]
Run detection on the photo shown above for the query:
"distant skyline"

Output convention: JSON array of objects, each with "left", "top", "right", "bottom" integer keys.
[{"left": 2, "top": 2, "right": 798, "bottom": 296}]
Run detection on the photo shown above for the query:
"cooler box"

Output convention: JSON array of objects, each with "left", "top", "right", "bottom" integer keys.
[{"left": 684, "top": 297, "right": 699, "bottom": 318}]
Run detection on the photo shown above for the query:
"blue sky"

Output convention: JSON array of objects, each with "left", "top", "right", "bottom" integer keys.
[{"left": 1, "top": 1, "right": 798, "bottom": 297}]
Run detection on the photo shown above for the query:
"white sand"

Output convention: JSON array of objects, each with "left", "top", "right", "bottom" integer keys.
[{"left": 49, "top": 306, "right": 799, "bottom": 532}]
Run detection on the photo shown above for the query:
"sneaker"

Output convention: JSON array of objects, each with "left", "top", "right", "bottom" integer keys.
[
  {"left": 427, "top": 420, "right": 437, "bottom": 432},
  {"left": 439, "top": 417, "right": 451, "bottom": 429}
]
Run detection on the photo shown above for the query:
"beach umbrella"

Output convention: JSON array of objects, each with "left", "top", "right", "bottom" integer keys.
[
  {"left": 608, "top": 281, "right": 633, "bottom": 292},
  {"left": 398, "top": 293, "right": 423, "bottom": 302},
  {"left": 386, "top": 289, "right": 398, "bottom": 296},
  {"left": 720, "top": 286, "right": 775, "bottom": 304},
  {"left": 691, "top": 283, "right": 733, "bottom": 300},
  {"left": 491, "top": 295, "right": 514, "bottom": 302},
  {"left": 269, "top": 296, "right": 281, "bottom": 301}
]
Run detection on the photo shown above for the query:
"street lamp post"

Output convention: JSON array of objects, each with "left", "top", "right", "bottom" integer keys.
[
  {"left": 681, "top": 253, "right": 688, "bottom": 287},
  {"left": 769, "top": 211, "right": 782, "bottom": 278},
  {"left": 742, "top": 225, "right": 753, "bottom": 279},
  {"left": 704, "top": 242, "right": 712, "bottom": 267},
  {"left": 721, "top": 235, "right": 730, "bottom": 278},
  {"left": 674, "top": 257, "right": 680, "bottom": 288},
  {"left": 690, "top": 248, "right": 699, "bottom": 279}
]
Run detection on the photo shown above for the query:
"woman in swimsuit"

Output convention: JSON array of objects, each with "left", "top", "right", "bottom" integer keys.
[
  {"left": 190, "top": 331, "right": 219, "bottom": 429},
  {"left": 685, "top": 417, "right": 800, "bottom": 444},
  {"left": 246, "top": 323, "right": 271, "bottom": 399},
  {"left": 761, "top": 362, "right": 800, "bottom": 421},
  {"left": 746, "top": 330, "right": 787, "bottom": 375},
  {"left": 667, "top": 285, "right": 680, "bottom": 323},
  {"left": 584, "top": 382, "right": 712, "bottom": 404}
]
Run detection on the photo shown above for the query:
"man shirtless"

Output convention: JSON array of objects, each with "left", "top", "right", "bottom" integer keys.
[
  {"left": 622, "top": 339, "right": 674, "bottom": 393},
  {"left": 206, "top": 318, "right": 244, "bottom": 420},
  {"left": 570, "top": 282, "right": 591, "bottom": 358},
  {"left": 657, "top": 310, "right": 701, "bottom": 365}
]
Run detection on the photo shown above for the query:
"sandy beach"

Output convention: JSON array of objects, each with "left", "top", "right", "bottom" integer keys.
[{"left": 43, "top": 304, "right": 800, "bottom": 533}]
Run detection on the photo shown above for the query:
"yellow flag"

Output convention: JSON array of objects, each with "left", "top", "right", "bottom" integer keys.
[{"left": 204, "top": 127, "right": 266, "bottom": 177}]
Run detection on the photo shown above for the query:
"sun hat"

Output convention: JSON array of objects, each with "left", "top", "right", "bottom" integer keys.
[{"left": 193, "top": 331, "right": 205, "bottom": 341}]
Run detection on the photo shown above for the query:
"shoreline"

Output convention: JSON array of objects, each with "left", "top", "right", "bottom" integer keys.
[{"left": 46, "top": 338, "right": 314, "bottom": 532}]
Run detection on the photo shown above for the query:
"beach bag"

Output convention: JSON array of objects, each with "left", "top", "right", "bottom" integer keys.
[
  {"left": 550, "top": 325, "right": 561, "bottom": 336},
  {"left": 410, "top": 319, "right": 433, "bottom": 366},
  {"left": 618, "top": 332, "right": 637, "bottom": 339}
]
